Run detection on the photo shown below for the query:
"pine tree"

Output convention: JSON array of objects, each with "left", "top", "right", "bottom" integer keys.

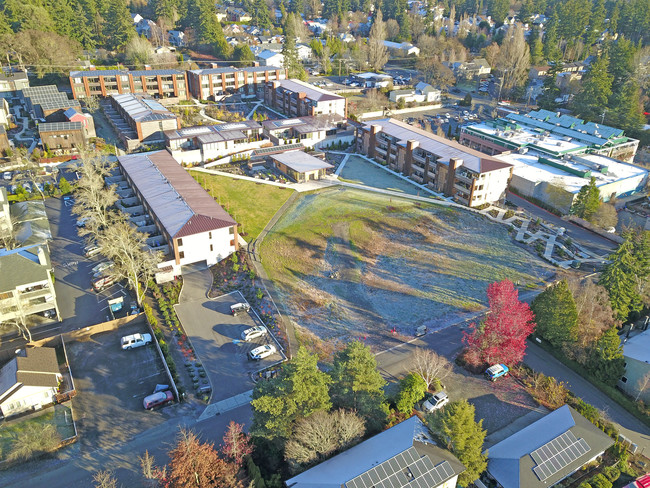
[
  {"left": 430, "top": 400, "right": 487, "bottom": 486},
  {"left": 583, "top": 0, "right": 606, "bottom": 47},
  {"left": 212, "top": 20, "right": 232, "bottom": 59},
  {"left": 528, "top": 25, "right": 543, "bottom": 65},
  {"left": 537, "top": 60, "right": 563, "bottom": 110},
  {"left": 71, "top": 3, "right": 96, "bottom": 49},
  {"left": 103, "top": 0, "right": 134, "bottom": 50},
  {"left": 571, "top": 177, "right": 601, "bottom": 221},
  {"left": 251, "top": 0, "right": 273, "bottom": 29},
  {"left": 543, "top": 9, "right": 561, "bottom": 61},
  {"left": 587, "top": 327, "right": 626, "bottom": 385},
  {"left": 531, "top": 280, "right": 579, "bottom": 348},
  {"left": 607, "top": 80, "right": 645, "bottom": 133},
  {"left": 234, "top": 44, "right": 255, "bottom": 66},
  {"left": 571, "top": 55, "right": 613, "bottom": 121},
  {"left": 190, "top": 0, "right": 221, "bottom": 45},
  {"left": 599, "top": 237, "right": 642, "bottom": 321}
]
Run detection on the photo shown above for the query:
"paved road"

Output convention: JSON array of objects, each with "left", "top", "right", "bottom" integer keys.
[
  {"left": 524, "top": 343, "right": 650, "bottom": 452},
  {"left": 506, "top": 192, "right": 617, "bottom": 257}
]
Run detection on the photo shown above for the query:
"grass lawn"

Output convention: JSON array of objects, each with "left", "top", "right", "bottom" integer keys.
[
  {"left": 0, "top": 404, "right": 76, "bottom": 461},
  {"left": 261, "top": 187, "right": 552, "bottom": 345},
  {"left": 190, "top": 171, "right": 295, "bottom": 239}
]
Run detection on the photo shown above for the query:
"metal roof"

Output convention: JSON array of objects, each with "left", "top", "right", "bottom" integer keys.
[
  {"left": 273, "top": 78, "right": 344, "bottom": 102},
  {"left": 271, "top": 150, "right": 333, "bottom": 173},
  {"left": 70, "top": 69, "right": 184, "bottom": 78},
  {"left": 117, "top": 151, "right": 235, "bottom": 239},
  {"left": 263, "top": 114, "right": 345, "bottom": 133},
  {"left": 189, "top": 65, "right": 284, "bottom": 75},
  {"left": 39, "top": 121, "right": 84, "bottom": 132},
  {"left": 622, "top": 329, "right": 650, "bottom": 363},
  {"left": 111, "top": 94, "right": 177, "bottom": 123},
  {"left": 164, "top": 120, "right": 261, "bottom": 142}
]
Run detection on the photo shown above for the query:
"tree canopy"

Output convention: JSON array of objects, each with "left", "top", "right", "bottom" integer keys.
[{"left": 531, "top": 280, "right": 579, "bottom": 348}]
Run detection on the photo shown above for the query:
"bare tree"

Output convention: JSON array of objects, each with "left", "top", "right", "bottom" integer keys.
[
  {"left": 93, "top": 470, "right": 118, "bottom": 488},
  {"left": 591, "top": 203, "right": 618, "bottom": 229},
  {"left": 410, "top": 347, "right": 452, "bottom": 390},
  {"left": 367, "top": 9, "right": 388, "bottom": 71},
  {"left": 494, "top": 24, "right": 531, "bottom": 94},
  {"left": 7, "top": 423, "right": 61, "bottom": 461},
  {"left": 83, "top": 95, "right": 100, "bottom": 113},
  {"left": 140, "top": 450, "right": 164, "bottom": 487},
  {"left": 635, "top": 372, "right": 650, "bottom": 401}
]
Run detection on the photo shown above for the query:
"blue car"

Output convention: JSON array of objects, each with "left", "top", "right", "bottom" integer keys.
[{"left": 485, "top": 364, "right": 509, "bottom": 381}]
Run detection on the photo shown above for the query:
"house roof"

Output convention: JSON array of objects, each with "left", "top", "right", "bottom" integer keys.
[
  {"left": 272, "top": 79, "right": 344, "bottom": 103},
  {"left": 271, "top": 150, "right": 333, "bottom": 173},
  {"left": 257, "top": 50, "right": 283, "bottom": 60},
  {"left": 0, "top": 347, "right": 60, "bottom": 404},
  {"left": 487, "top": 405, "right": 614, "bottom": 488},
  {"left": 622, "top": 329, "right": 650, "bottom": 364},
  {"left": 164, "top": 120, "right": 261, "bottom": 142},
  {"left": 117, "top": 150, "right": 236, "bottom": 239},
  {"left": 39, "top": 121, "right": 84, "bottom": 133},
  {"left": 0, "top": 244, "right": 51, "bottom": 292},
  {"left": 111, "top": 94, "right": 177, "bottom": 123},
  {"left": 286, "top": 417, "right": 464, "bottom": 488},
  {"left": 361, "top": 118, "right": 512, "bottom": 174},
  {"left": 262, "top": 114, "right": 345, "bottom": 134}
]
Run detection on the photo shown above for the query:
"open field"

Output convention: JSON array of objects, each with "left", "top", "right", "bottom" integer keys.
[
  {"left": 190, "top": 171, "right": 294, "bottom": 239},
  {"left": 261, "top": 187, "right": 553, "bottom": 347},
  {"left": 339, "top": 155, "right": 428, "bottom": 196}
]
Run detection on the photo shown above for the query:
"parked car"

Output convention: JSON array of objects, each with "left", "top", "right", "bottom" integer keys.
[
  {"left": 249, "top": 344, "right": 276, "bottom": 360},
  {"left": 92, "top": 274, "right": 116, "bottom": 292},
  {"left": 76, "top": 217, "right": 89, "bottom": 228},
  {"left": 241, "top": 325, "right": 268, "bottom": 341},
  {"left": 84, "top": 244, "right": 102, "bottom": 257},
  {"left": 231, "top": 302, "right": 251, "bottom": 316},
  {"left": 143, "top": 390, "right": 173, "bottom": 410},
  {"left": 42, "top": 309, "right": 57, "bottom": 318},
  {"left": 92, "top": 260, "right": 114, "bottom": 275},
  {"left": 3, "top": 171, "right": 11, "bottom": 180},
  {"left": 422, "top": 391, "right": 449, "bottom": 412},
  {"left": 121, "top": 333, "right": 152, "bottom": 350},
  {"left": 485, "top": 364, "right": 509, "bottom": 381}
]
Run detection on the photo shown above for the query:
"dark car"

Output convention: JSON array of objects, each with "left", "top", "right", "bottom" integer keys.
[{"left": 143, "top": 390, "right": 174, "bottom": 410}]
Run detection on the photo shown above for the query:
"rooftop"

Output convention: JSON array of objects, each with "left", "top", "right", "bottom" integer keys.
[
  {"left": 286, "top": 417, "right": 465, "bottom": 488},
  {"left": 189, "top": 65, "right": 284, "bottom": 75},
  {"left": 0, "top": 348, "right": 60, "bottom": 403},
  {"left": 271, "top": 150, "right": 333, "bottom": 173},
  {"left": 111, "top": 94, "right": 177, "bottom": 123},
  {"left": 70, "top": 68, "right": 184, "bottom": 78},
  {"left": 0, "top": 244, "right": 51, "bottom": 291},
  {"left": 272, "top": 78, "right": 344, "bottom": 102},
  {"left": 622, "top": 329, "right": 650, "bottom": 364},
  {"left": 262, "top": 114, "right": 345, "bottom": 133},
  {"left": 487, "top": 405, "right": 614, "bottom": 488},
  {"left": 117, "top": 150, "right": 236, "bottom": 239},
  {"left": 165, "top": 120, "right": 261, "bottom": 142},
  {"left": 362, "top": 118, "right": 512, "bottom": 174},
  {"left": 39, "top": 121, "right": 84, "bottom": 133}
]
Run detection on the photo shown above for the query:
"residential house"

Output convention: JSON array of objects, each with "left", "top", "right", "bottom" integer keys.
[
  {"left": 0, "top": 244, "right": 60, "bottom": 324},
  {"left": 356, "top": 118, "right": 513, "bottom": 207},
  {"left": 256, "top": 50, "right": 285, "bottom": 67},
  {"left": 0, "top": 347, "right": 62, "bottom": 418},
  {"left": 264, "top": 79, "right": 347, "bottom": 118},
  {"left": 486, "top": 405, "right": 614, "bottom": 488},
  {"left": 0, "top": 68, "right": 30, "bottom": 97},
  {"left": 39, "top": 122, "right": 87, "bottom": 152},
  {"left": 0, "top": 187, "right": 11, "bottom": 242},
  {"left": 447, "top": 58, "right": 491, "bottom": 80},
  {"left": 168, "top": 31, "right": 186, "bottom": 47},
  {"left": 227, "top": 7, "right": 251, "bottom": 22},
  {"left": 389, "top": 83, "right": 441, "bottom": 104},
  {"left": 64, "top": 108, "right": 96, "bottom": 139},
  {"left": 0, "top": 126, "right": 10, "bottom": 154},
  {"left": 262, "top": 114, "right": 354, "bottom": 149},
  {"left": 383, "top": 40, "right": 421, "bottom": 57},
  {"left": 270, "top": 150, "right": 333, "bottom": 182},
  {"left": 9, "top": 199, "right": 53, "bottom": 248},
  {"left": 618, "top": 327, "right": 650, "bottom": 403},
  {"left": 165, "top": 120, "right": 265, "bottom": 164},
  {"left": 20, "top": 85, "right": 82, "bottom": 121},
  {"left": 0, "top": 98, "right": 12, "bottom": 127},
  {"left": 529, "top": 65, "right": 551, "bottom": 80},
  {"left": 112, "top": 150, "right": 238, "bottom": 281},
  {"left": 296, "top": 44, "right": 313, "bottom": 61},
  {"left": 286, "top": 416, "right": 465, "bottom": 488},
  {"left": 187, "top": 66, "right": 287, "bottom": 99},
  {"left": 103, "top": 94, "right": 180, "bottom": 151},
  {"left": 215, "top": 6, "right": 228, "bottom": 22},
  {"left": 136, "top": 18, "right": 158, "bottom": 38},
  {"left": 131, "top": 13, "right": 144, "bottom": 24}
]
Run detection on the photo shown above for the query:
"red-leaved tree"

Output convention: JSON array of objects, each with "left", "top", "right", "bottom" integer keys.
[
  {"left": 462, "top": 280, "right": 536, "bottom": 367},
  {"left": 221, "top": 421, "right": 253, "bottom": 468}
]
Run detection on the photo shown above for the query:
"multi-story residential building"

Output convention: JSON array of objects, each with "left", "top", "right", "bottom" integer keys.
[
  {"left": 187, "top": 66, "right": 287, "bottom": 100},
  {"left": 0, "top": 68, "right": 29, "bottom": 97},
  {"left": 0, "top": 244, "right": 60, "bottom": 324},
  {"left": 357, "top": 118, "right": 513, "bottom": 207},
  {"left": 460, "top": 109, "right": 639, "bottom": 163},
  {"left": 69, "top": 68, "right": 189, "bottom": 101},
  {"left": 165, "top": 120, "right": 266, "bottom": 165},
  {"left": 111, "top": 150, "right": 238, "bottom": 281},
  {"left": 262, "top": 114, "right": 354, "bottom": 149},
  {"left": 0, "top": 126, "right": 10, "bottom": 154},
  {"left": 0, "top": 188, "right": 12, "bottom": 242},
  {"left": 264, "top": 79, "right": 347, "bottom": 118},
  {"left": 20, "top": 85, "right": 81, "bottom": 121},
  {"left": 618, "top": 327, "right": 650, "bottom": 403},
  {"left": 39, "top": 122, "right": 87, "bottom": 151},
  {"left": 103, "top": 94, "right": 180, "bottom": 151}
]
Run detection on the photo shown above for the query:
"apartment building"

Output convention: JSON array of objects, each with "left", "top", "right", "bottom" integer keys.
[
  {"left": 264, "top": 79, "right": 347, "bottom": 118},
  {"left": 113, "top": 150, "right": 238, "bottom": 281},
  {"left": 357, "top": 118, "right": 513, "bottom": 207},
  {"left": 262, "top": 114, "right": 354, "bottom": 149},
  {"left": 460, "top": 109, "right": 639, "bottom": 163},
  {"left": 20, "top": 85, "right": 82, "bottom": 121},
  {"left": 0, "top": 68, "right": 29, "bottom": 96},
  {"left": 165, "top": 120, "right": 265, "bottom": 164},
  {"left": 187, "top": 66, "right": 287, "bottom": 99},
  {"left": 0, "top": 188, "right": 11, "bottom": 242},
  {"left": 69, "top": 68, "right": 189, "bottom": 101},
  {"left": 103, "top": 94, "right": 180, "bottom": 151},
  {"left": 0, "top": 244, "right": 60, "bottom": 324},
  {"left": 39, "top": 122, "right": 87, "bottom": 151}
]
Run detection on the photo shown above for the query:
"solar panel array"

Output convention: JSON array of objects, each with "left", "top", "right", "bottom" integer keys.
[
  {"left": 253, "top": 143, "right": 304, "bottom": 155},
  {"left": 344, "top": 447, "right": 455, "bottom": 488},
  {"left": 531, "top": 431, "right": 591, "bottom": 482},
  {"left": 39, "top": 121, "right": 84, "bottom": 132}
]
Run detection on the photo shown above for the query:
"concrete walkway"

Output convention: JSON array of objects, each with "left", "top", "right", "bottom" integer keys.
[{"left": 198, "top": 390, "right": 253, "bottom": 421}]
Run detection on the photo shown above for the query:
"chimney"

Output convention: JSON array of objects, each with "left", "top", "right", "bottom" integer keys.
[
  {"left": 445, "top": 157, "right": 463, "bottom": 197},
  {"left": 37, "top": 246, "right": 48, "bottom": 266},
  {"left": 404, "top": 139, "right": 419, "bottom": 176},
  {"left": 368, "top": 124, "right": 382, "bottom": 159},
  {"left": 89, "top": 65, "right": 96, "bottom": 71},
  {"left": 144, "top": 65, "right": 152, "bottom": 70},
  {"left": 210, "top": 62, "right": 219, "bottom": 69},
  {"left": 253, "top": 61, "right": 260, "bottom": 67}
]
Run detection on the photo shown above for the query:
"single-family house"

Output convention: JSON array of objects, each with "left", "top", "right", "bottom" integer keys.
[
  {"left": 168, "top": 30, "right": 186, "bottom": 47},
  {"left": 486, "top": 405, "right": 614, "bottom": 488},
  {"left": 286, "top": 416, "right": 465, "bottom": 488},
  {"left": 296, "top": 44, "right": 313, "bottom": 61},
  {"left": 227, "top": 7, "right": 252, "bottom": 22},
  {"left": 131, "top": 13, "right": 144, "bottom": 24},
  {"left": 383, "top": 40, "right": 421, "bottom": 57},
  {"left": 256, "top": 50, "right": 284, "bottom": 67},
  {"left": 0, "top": 347, "right": 62, "bottom": 418},
  {"left": 618, "top": 327, "right": 650, "bottom": 403}
]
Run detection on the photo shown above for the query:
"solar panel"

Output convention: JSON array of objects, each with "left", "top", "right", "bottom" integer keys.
[{"left": 531, "top": 432, "right": 591, "bottom": 482}]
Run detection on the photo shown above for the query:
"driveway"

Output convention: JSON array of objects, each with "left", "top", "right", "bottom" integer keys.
[{"left": 524, "top": 342, "right": 650, "bottom": 451}]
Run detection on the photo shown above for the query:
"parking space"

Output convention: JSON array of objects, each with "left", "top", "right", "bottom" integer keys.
[
  {"left": 175, "top": 291, "right": 286, "bottom": 404},
  {"left": 66, "top": 317, "right": 174, "bottom": 450}
]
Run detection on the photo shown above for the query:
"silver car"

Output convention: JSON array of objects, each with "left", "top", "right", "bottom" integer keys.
[
  {"left": 249, "top": 344, "right": 276, "bottom": 360},
  {"left": 422, "top": 391, "right": 449, "bottom": 413},
  {"left": 241, "top": 325, "right": 268, "bottom": 341}
]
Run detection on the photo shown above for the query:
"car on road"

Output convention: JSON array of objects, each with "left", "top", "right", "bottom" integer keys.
[
  {"left": 249, "top": 344, "right": 276, "bottom": 360},
  {"left": 422, "top": 391, "right": 449, "bottom": 412},
  {"left": 485, "top": 363, "right": 509, "bottom": 381},
  {"left": 121, "top": 333, "right": 152, "bottom": 350},
  {"left": 241, "top": 325, "right": 268, "bottom": 341},
  {"left": 231, "top": 302, "right": 251, "bottom": 316},
  {"left": 3, "top": 171, "right": 11, "bottom": 180},
  {"left": 143, "top": 390, "right": 173, "bottom": 410}
]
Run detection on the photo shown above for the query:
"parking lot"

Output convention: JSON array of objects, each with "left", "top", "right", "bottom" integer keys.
[
  {"left": 66, "top": 317, "right": 174, "bottom": 450},
  {"left": 175, "top": 291, "right": 285, "bottom": 404}
]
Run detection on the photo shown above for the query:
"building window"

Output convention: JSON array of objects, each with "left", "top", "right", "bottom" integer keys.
[
  {"left": 229, "top": 227, "right": 235, "bottom": 235},
  {"left": 230, "top": 239, "right": 235, "bottom": 246},
  {"left": 621, "top": 376, "right": 627, "bottom": 383},
  {"left": 179, "top": 251, "right": 185, "bottom": 259},
  {"left": 210, "top": 244, "right": 213, "bottom": 251},
  {"left": 177, "top": 238, "right": 183, "bottom": 247},
  {"left": 209, "top": 231, "right": 212, "bottom": 239}
]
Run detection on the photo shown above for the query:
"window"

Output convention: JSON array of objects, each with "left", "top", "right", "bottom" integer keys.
[
  {"left": 621, "top": 376, "right": 627, "bottom": 383},
  {"left": 179, "top": 251, "right": 185, "bottom": 259},
  {"left": 209, "top": 232, "right": 212, "bottom": 239},
  {"left": 229, "top": 227, "right": 235, "bottom": 235},
  {"left": 177, "top": 238, "right": 183, "bottom": 246},
  {"left": 210, "top": 244, "right": 213, "bottom": 251},
  {"left": 230, "top": 239, "right": 235, "bottom": 247}
]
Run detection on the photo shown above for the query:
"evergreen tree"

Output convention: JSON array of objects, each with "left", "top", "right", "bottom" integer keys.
[
  {"left": 607, "top": 80, "right": 645, "bottom": 133},
  {"left": 103, "top": 0, "right": 134, "bottom": 50},
  {"left": 234, "top": 44, "right": 255, "bottom": 66},
  {"left": 528, "top": 25, "right": 543, "bottom": 66},
  {"left": 212, "top": 20, "right": 232, "bottom": 59},
  {"left": 488, "top": 0, "right": 510, "bottom": 25},
  {"left": 543, "top": 9, "right": 561, "bottom": 61},
  {"left": 587, "top": 327, "right": 626, "bottom": 385},
  {"left": 251, "top": 347, "right": 331, "bottom": 441},
  {"left": 395, "top": 373, "right": 427, "bottom": 414},
  {"left": 0, "top": 11, "right": 11, "bottom": 36},
  {"left": 190, "top": 0, "right": 221, "bottom": 45},
  {"left": 583, "top": 0, "right": 606, "bottom": 47},
  {"left": 531, "top": 280, "right": 579, "bottom": 348},
  {"left": 599, "top": 237, "right": 642, "bottom": 321},
  {"left": 571, "top": 55, "right": 613, "bottom": 121},
  {"left": 607, "top": 37, "right": 638, "bottom": 92},
  {"left": 430, "top": 400, "right": 488, "bottom": 486},
  {"left": 289, "top": 0, "right": 303, "bottom": 13},
  {"left": 251, "top": 0, "right": 273, "bottom": 29},
  {"left": 71, "top": 3, "right": 96, "bottom": 49},
  {"left": 571, "top": 177, "right": 601, "bottom": 221}
]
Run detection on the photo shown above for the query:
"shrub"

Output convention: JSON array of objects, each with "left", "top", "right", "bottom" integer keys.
[
  {"left": 395, "top": 373, "right": 427, "bottom": 414},
  {"left": 602, "top": 466, "right": 620, "bottom": 483},
  {"left": 589, "top": 474, "right": 612, "bottom": 488},
  {"left": 256, "top": 288, "right": 264, "bottom": 300},
  {"left": 233, "top": 263, "right": 240, "bottom": 272}
]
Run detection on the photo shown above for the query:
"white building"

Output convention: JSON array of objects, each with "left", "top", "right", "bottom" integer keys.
[
  {"left": 262, "top": 114, "right": 354, "bottom": 149},
  {"left": 389, "top": 82, "right": 441, "bottom": 104},
  {"left": 296, "top": 44, "right": 313, "bottom": 61},
  {"left": 0, "top": 347, "right": 62, "bottom": 418},
  {"left": 256, "top": 50, "right": 285, "bottom": 67},
  {"left": 618, "top": 328, "right": 650, "bottom": 403},
  {"left": 115, "top": 151, "right": 238, "bottom": 281},
  {"left": 383, "top": 40, "right": 421, "bottom": 56}
]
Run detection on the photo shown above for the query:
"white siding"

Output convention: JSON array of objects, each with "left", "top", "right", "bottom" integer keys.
[
  {"left": 177, "top": 226, "right": 236, "bottom": 267},
  {"left": 0, "top": 385, "right": 57, "bottom": 417}
]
